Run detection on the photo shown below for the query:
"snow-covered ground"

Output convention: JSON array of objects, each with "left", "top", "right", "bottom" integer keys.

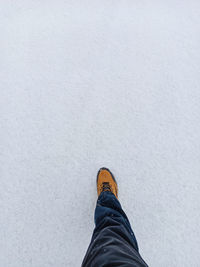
[{"left": 1, "top": 1, "right": 200, "bottom": 266}]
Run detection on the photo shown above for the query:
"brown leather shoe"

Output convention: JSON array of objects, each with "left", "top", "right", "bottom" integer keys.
[{"left": 97, "top": 167, "right": 118, "bottom": 199}]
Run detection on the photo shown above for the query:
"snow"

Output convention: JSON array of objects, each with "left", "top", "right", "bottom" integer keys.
[{"left": 0, "top": 1, "right": 200, "bottom": 266}]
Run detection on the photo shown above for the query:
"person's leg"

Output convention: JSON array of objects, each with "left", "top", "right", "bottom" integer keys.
[
  {"left": 91, "top": 190, "right": 139, "bottom": 251},
  {"left": 82, "top": 168, "right": 147, "bottom": 267}
]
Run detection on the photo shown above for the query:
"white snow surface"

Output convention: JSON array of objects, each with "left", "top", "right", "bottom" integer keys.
[{"left": 1, "top": 1, "right": 200, "bottom": 266}]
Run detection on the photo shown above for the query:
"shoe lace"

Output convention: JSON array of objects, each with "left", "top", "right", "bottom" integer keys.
[{"left": 101, "top": 182, "right": 113, "bottom": 193}]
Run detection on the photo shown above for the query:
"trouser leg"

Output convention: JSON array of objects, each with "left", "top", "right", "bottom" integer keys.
[{"left": 92, "top": 191, "right": 139, "bottom": 251}]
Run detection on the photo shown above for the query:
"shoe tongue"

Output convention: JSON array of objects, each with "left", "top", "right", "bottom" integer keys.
[{"left": 102, "top": 182, "right": 111, "bottom": 191}]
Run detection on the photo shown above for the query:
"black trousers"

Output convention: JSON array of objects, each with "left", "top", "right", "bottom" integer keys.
[{"left": 82, "top": 191, "right": 148, "bottom": 267}]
